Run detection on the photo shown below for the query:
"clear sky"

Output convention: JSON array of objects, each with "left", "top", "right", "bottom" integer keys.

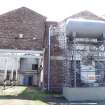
[{"left": 0, "top": 0, "right": 105, "bottom": 21}]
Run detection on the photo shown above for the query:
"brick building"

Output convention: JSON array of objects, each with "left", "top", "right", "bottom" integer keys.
[
  {"left": 0, "top": 7, "right": 105, "bottom": 94},
  {"left": 0, "top": 7, "right": 46, "bottom": 87}
]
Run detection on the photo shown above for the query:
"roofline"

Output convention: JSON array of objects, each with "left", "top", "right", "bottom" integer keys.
[
  {"left": 61, "top": 10, "right": 105, "bottom": 23},
  {"left": 0, "top": 7, "right": 47, "bottom": 19}
]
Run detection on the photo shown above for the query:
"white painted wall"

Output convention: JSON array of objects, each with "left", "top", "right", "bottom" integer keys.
[
  {"left": 0, "top": 57, "right": 19, "bottom": 70},
  {"left": 20, "top": 58, "right": 38, "bottom": 70},
  {"left": 18, "top": 74, "right": 24, "bottom": 85},
  {"left": 33, "top": 75, "right": 38, "bottom": 85}
]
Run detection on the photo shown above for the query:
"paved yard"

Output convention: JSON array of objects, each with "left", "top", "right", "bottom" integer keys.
[
  {"left": 0, "top": 86, "right": 104, "bottom": 105},
  {"left": 0, "top": 99, "right": 47, "bottom": 105},
  {"left": 0, "top": 86, "right": 49, "bottom": 105}
]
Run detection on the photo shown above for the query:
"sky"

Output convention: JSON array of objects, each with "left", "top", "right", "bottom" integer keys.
[{"left": 0, "top": 0, "right": 105, "bottom": 21}]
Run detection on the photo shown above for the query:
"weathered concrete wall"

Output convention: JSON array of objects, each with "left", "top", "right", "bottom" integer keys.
[
  {"left": 18, "top": 74, "right": 24, "bottom": 85},
  {"left": 63, "top": 87, "right": 105, "bottom": 101}
]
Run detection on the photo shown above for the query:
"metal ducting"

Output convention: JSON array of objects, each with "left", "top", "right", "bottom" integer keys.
[{"left": 65, "top": 19, "right": 105, "bottom": 38}]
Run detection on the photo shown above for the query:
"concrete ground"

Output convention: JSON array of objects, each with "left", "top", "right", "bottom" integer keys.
[
  {"left": 48, "top": 99, "right": 105, "bottom": 105},
  {"left": 0, "top": 86, "right": 104, "bottom": 105},
  {"left": 0, "top": 86, "right": 48, "bottom": 105},
  {"left": 47, "top": 96, "right": 105, "bottom": 105},
  {"left": 0, "top": 99, "right": 47, "bottom": 105}
]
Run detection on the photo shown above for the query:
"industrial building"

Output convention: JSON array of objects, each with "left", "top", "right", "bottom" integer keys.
[
  {"left": 45, "top": 10, "right": 105, "bottom": 101},
  {"left": 0, "top": 7, "right": 105, "bottom": 101}
]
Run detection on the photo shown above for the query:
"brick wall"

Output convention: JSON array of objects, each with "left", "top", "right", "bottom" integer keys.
[
  {"left": 0, "top": 7, "right": 46, "bottom": 50},
  {"left": 0, "top": 7, "right": 64, "bottom": 92},
  {"left": 43, "top": 22, "right": 64, "bottom": 92}
]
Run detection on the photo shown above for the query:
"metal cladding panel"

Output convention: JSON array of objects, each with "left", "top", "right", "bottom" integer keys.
[{"left": 66, "top": 19, "right": 105, "bottom": 38}]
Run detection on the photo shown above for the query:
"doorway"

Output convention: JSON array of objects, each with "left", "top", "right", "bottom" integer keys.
[
  {"left": 28, "top": 76, "right": 33, "bottom": 85},
  {"left": 23, "top": 75, "right": 33, "bottom": 86}
]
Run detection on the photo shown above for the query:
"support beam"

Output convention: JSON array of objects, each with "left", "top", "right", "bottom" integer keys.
[
  {"left": 4, "top": 58, "right": 7, "bottom": 80},
  {"left": 0, "top": 49, "right": 43, "bottom": 54},
  {"left": 11, "top": 69, "right": 14, "bottom": 80},
  {"left": 0, "top": 49, "right": 44, "bottom": 58},
  {"left": 16, "top": 70, "right": 18, "bottom": 80},
  {"left": 0, "top": 54, "right": 42, "bottom": 59}
]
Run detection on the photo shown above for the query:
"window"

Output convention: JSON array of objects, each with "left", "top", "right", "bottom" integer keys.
[
  {"left": 19, "top": 34, "right": 24, "bottom": 38},
  {"left": 32, "top": 64, "right": 38, "bottom": 70}
]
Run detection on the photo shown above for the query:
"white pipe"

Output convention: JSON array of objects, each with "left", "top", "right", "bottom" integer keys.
[{"left": 48, "top": 25, "right": 52, "bottom": 91}]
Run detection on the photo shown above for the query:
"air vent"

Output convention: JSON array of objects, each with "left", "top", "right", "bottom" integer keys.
[
  {"left": 19, "top": 34, "right": 24, "bottom": 38},
  {"left": 33, "top": 37, "right": 36, "bottom": 40}
]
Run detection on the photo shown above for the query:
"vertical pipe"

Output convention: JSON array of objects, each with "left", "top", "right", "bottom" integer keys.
[
  {"left": 73, "top": 32, "right": 77, "bottom": 87},
  {"left": 48, "top": 25, "right": 52, "bottom": 91},
  {"left": 38, "top": 58, "right": 41, "bottom": 86},
  {"left": 42, "top": 49, "right": 45, "bottom": 90}
]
